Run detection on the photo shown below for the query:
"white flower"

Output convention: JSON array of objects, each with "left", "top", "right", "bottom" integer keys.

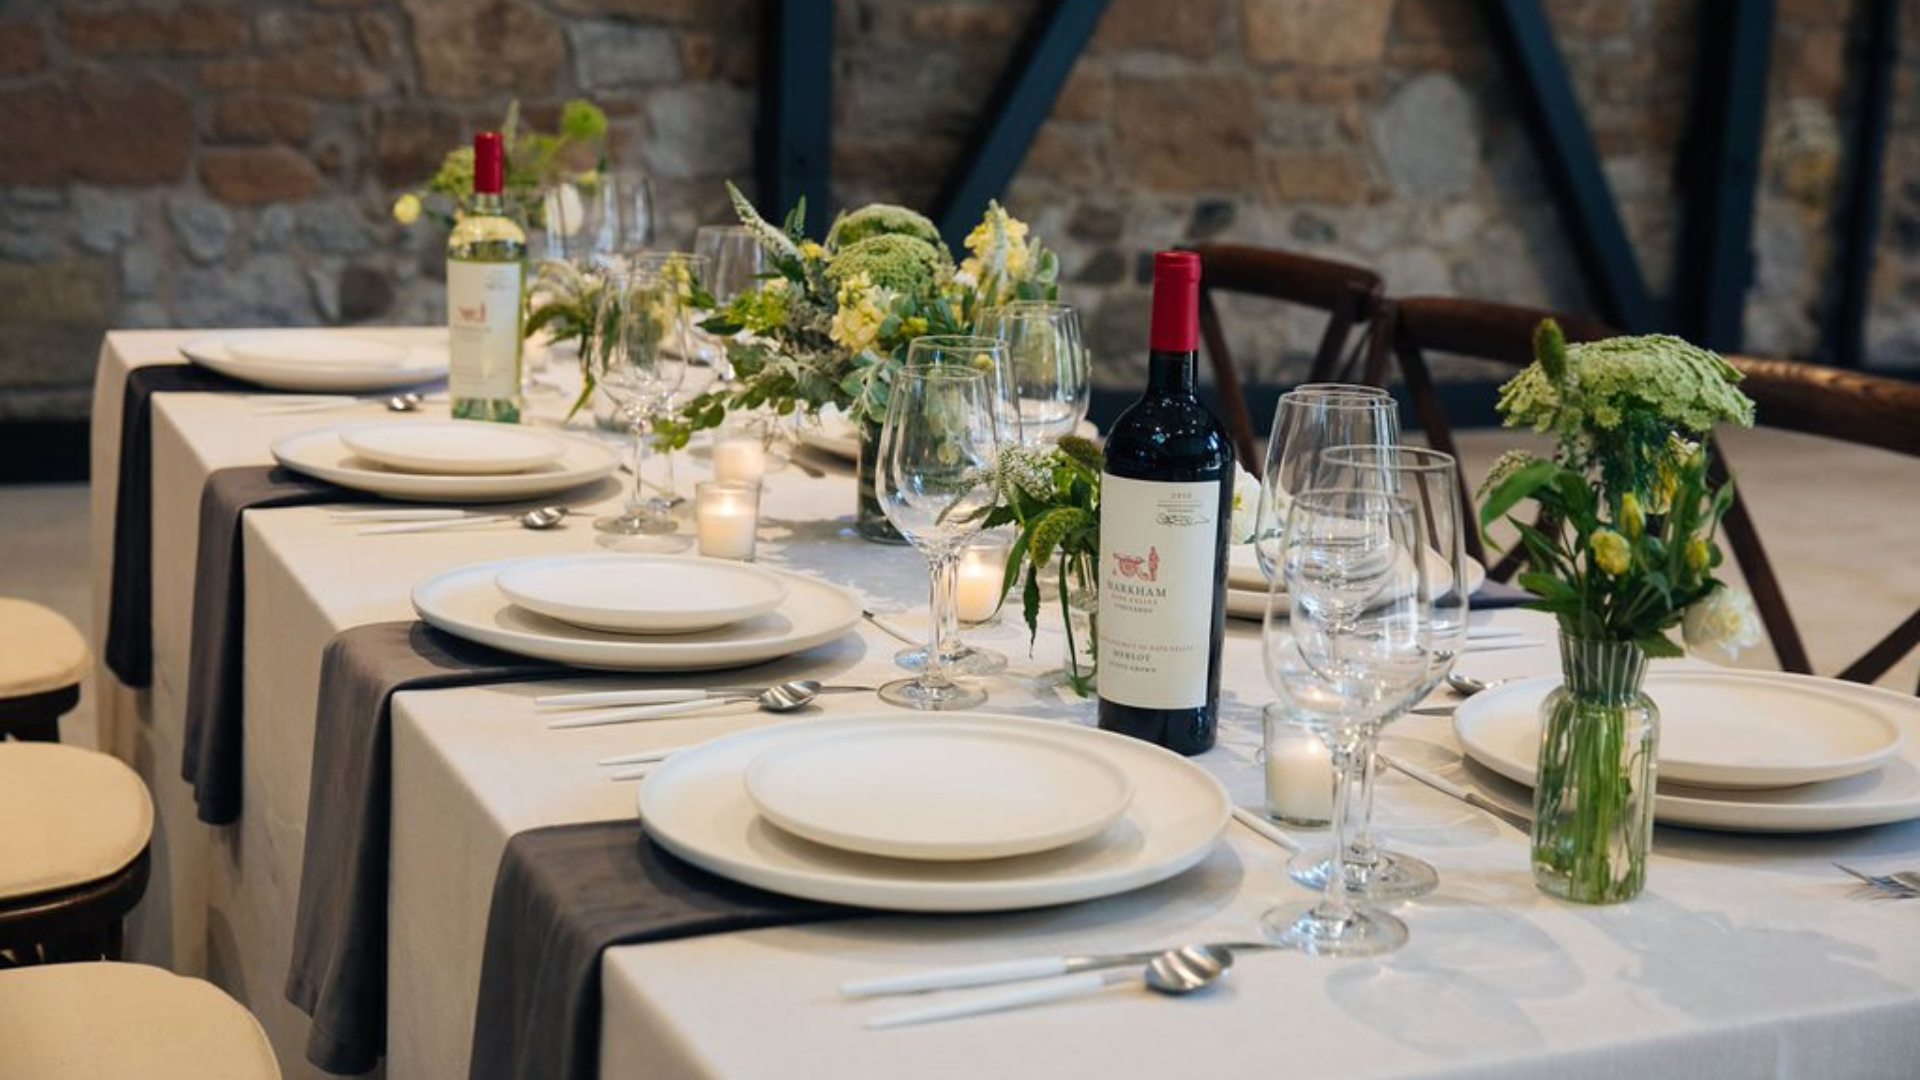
[
  {"left": 1682, "top": 586, "right": 1762, "bottom": 664},
  {"left": 1229, "top": 464, "right": 1260, "bottom": 543}
]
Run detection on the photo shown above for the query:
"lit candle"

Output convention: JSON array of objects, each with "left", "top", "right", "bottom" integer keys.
[
  {"left": 695, "top": 481, "right": 760, "bottom": 561},
  {"left": 1263, "top": 704, "right": 1333, "bottom": 827},
  {"left": 711, "top": 433, "right": 768, "bottom": 485},
  {"left": 956, "top": 534, "right": 1011, "bottom": 624}
]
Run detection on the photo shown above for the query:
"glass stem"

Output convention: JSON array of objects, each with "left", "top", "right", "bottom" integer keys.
[
  {"left": 655, "top": 416, "right": 678, "bottom": 506},
  {"left": 925, "top": 551, "right": 961, "bottom": 690},
  {"left": 1350, "top": 745, "right": 1382, "bottom": 869},
  {"left": 626, "top": 413, "right": 649, "bottom": 516},
  {"left": 1315, "top": 736, "right": 1363, "bottom": 921}
]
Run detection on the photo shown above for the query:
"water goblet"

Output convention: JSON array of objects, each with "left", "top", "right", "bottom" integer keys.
[
  {"left": 589, "top": 266, "right": 688, "bottom": 537},
  {"left": 977, "top": 300, "right": 1089, "bottom": 445}
]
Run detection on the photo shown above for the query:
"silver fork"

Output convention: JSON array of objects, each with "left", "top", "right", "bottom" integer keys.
[{"left": 1834, "top": 862, "right": 1920, "bottom": 897}]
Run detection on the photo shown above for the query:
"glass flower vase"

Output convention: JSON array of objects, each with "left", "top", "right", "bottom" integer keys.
[
  {"left": 1060, "top": 551, "right": 1099, "bottom": 695},
  {"left": 1531, "top": 633, "right": 1659, "bottom": 904},
  {"left": 855, "top": 417, "right": 907, "bottom": 544}
]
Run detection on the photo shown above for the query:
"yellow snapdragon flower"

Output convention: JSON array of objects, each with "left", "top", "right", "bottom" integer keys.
[
  {"left": 1590, "top": 529, "right": 1631, "bottom": 576},
  {"left": 392, "top": 193, "right": 422, "bottom": 225},
  {"left": 1618, "top": 492, "right": 1644, "bottom": 539},
  {"left": 829, "top": 273, "right": 887, "bottom": 355}
]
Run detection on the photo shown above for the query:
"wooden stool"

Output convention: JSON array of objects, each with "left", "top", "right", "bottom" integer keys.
[
  {"left": 0, "top": 962, "right": 282, "bottom": 1079},
  {"left": 0, "top": 744, "right": 152, "bottom": 964},
  {"left": 0, "top": 598, "right": 91, "bottom": 743}
]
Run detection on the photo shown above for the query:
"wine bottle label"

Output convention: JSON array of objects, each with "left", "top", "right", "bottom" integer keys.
[
  {"left": 447, "top": 259, "right": 523, "bottom": 400},
  {"left": 1097, "top": 474, "right": 1223, "bottom": 709}
]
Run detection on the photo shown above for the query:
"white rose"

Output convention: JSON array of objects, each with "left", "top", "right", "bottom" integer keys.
[
  {"left": 1682, "top": 586, "right": 1762, "bottom": 664},
  {"left": 1229, "top": 464, "right": 1261, "bottom": 544}
]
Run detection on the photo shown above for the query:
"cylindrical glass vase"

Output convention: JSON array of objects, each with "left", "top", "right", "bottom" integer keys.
[{"left": 855, "top": 417, "right": 907, "bottom": 544}]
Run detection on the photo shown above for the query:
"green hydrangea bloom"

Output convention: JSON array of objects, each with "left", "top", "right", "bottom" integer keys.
[
  {"left": 1498, "top": 334, "right": 1754, "bottom": 438},
  {"left": 827, "top": 204, "right": 945, "bottom": 251},
  {"left": 825, "top": 234, "right": 950, "bottom": 295}
]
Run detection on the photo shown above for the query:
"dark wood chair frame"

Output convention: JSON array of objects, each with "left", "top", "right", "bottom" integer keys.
[
  {"left": 0, "top": 848, "right": 150, "bottom": 965},
  {"left": 1713, "top": 357, "right": 1920, "bottom": 688},
  {"left": 0, "top": 683, "right": 79, "bottom": 743},
  {"left": 1186, "top": 242, "right": 1386, "bottom": 470}
]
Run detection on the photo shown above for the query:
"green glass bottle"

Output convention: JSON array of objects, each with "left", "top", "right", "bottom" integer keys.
[{"left": 447, "top": 130, "right": 526, "bottom": 423}]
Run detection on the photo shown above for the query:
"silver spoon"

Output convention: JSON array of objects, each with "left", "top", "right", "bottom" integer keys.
[
  {"left": 386, "top": 392, "right": 425, "bottom": 412},
  {"left": 1447, "top": 671, "right": 1511, "bottom": 697},
  {"left": 549, "top": 679, "right": 831, "bottom": 730},
  {"left": 356, "top": 505, "right": 568, "bottom": 535},
  {"left": 865, "top": 945, "right": 1238, "bottom": 1029}
]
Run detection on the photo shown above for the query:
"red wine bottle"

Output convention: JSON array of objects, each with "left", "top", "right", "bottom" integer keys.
[{"left": 1096, "top": 251, "right": 1234, "bottom": 755}]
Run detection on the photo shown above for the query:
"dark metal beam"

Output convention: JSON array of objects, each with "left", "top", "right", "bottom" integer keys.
[
  {"left": 932, "top": 0, "right": 1110, "bottom": 251},
  {"left": 755, "top": 0, "right": 834, "bottom": 234},
  {"left": 1827, "top": 0, "right": 1900, "bottom": 368},
  {"left": 1675, "top": 0, "right": 1775, "bottom": 351},
  {"left": 1482, "top": 0, "right": 1657, "bottom": 333}
]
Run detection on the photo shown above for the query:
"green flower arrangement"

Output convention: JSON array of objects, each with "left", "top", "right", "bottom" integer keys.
[
  {"left": 976, "top": 438, "right": 1105, "bottom": 694},
  {"left": 389, "top": 100, "right": 609, "bottom": 229}
]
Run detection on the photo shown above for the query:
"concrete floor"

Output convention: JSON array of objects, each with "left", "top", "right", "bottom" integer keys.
[{"left": 2, "top": 426, "right": 1914, "bottom": 756}]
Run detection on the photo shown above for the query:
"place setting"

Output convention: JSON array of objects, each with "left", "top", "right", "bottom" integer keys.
[
  {"left": 272, "top": 420, "right": 620, "bottom": 504},
  {"left": 180, "top": 329, "right": 450, "bottom": 394}
]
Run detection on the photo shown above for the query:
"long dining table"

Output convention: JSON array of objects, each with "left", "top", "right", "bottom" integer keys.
[{"left": 89, "top": 327, "right": 1920, "bottom": 1080}]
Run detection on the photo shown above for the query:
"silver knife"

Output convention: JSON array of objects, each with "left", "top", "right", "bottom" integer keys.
[{"left": 1380, "top": 753, "right": 1533, "bottom": 835}]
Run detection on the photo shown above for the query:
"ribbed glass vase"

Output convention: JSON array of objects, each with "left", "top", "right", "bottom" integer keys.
[
  {"left": 854, "top": 417, "right": 906, "bottom": 544},
  {"left": 1531, "top": 633, "right": 1659, "bottom": 904}
]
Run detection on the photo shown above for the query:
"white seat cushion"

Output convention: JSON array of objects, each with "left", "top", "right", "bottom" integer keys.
[
  {"left": 0, "top": 597, "right": 91, "bottom": 699},
  {"left": 0, "top": 744, "right": 152, "bottom": 902},
  {"left": 0, "top": 962, "right": 281, "bottom": 1080}
]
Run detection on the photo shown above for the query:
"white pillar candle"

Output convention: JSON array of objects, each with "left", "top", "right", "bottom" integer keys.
[
  {"left": 956, "top": 535, "right": 1011, "bottom": 624},
  {"left": 695, "top": 481, "right": 760, "bottom": 561},
  {"left": 1263, "top": 704, "right": 1333, "bottom": 826},
  {"left": 711, "top": 434, "right": 768, "bottom": 485}
]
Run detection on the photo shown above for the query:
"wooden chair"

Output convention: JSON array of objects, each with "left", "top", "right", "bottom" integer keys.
[
  {"left": 0, "top": 597, "right": 90, "bottom": 742},
  {"left": 1714, "top": 357, "right": 1920, "bottom": 687},
  {"left": 1375, "top": 296, "right": 1618, "bottom": 576},
  {"left": 1185, "top": 243, "right": 1385, "bottom": 469},
  {"left": 0, "top": 962, "right": 283, "bottom": 1079},
  {"left": 0, "top": 743, "right": 153, "bottom": 964}
]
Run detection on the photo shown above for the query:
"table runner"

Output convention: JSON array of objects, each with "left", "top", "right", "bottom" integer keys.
[
  {"left": 471, "top": 821, "right": 857, "bottom": 1080},
  {"left": 182, "top": 465, "right": 350, "bottom": 825},
  {"left": 287, "top": 621, "right": 573, "bottom": 1076},
  {"left": 103, "top": 363, "right": 251, "bottom": 686},
  {"left": 1470, "top": 579, "right": 1534, "bottom": 609}
]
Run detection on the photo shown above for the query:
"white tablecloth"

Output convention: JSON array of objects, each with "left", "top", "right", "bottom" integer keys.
[{"left": 89, "top": 329, "right": 1920, "bottom": 1080}]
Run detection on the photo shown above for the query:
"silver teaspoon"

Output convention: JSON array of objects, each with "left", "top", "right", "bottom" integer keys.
[
  {"left": 550, "top": 679, "right": 829, "bottom": 730},
  {"left": 864, "top": 945, "right": 1238, "bottom": 1029},
  {"left": 356, "top": 505, "right": 568, "bottom": 535}
]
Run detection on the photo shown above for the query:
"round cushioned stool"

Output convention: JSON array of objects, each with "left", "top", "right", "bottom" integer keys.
[
  {"left": 0, "top": 744, "right": 152, "bottom": 963},
  {"left": 0, "top": 962, "right": 282, "bottom": 1079},
  {"left": 0, "top": 598, "right": 92, "bottom": 742}
]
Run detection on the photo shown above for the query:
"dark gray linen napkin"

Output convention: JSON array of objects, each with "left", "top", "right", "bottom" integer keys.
[
  {"left": 470, "top": 821, "right": 857, "bottom": 1080},
  {"left": 1472, "top": 580, "right": 1537, "bottom": 610},
  {"left": 287, "top": 621, "right": 573, "bottom": 1076},
  {"left": 105, "top": 363, "right": 251, "bottom": 687},
  {"left": 182, "top": 466, "right": 350, "bottom": 826}
]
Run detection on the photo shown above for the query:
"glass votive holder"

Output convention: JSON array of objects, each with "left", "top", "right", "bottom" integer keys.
[
  {"left": 694, "top": 480, "right": 760, "bottom": 561},
  {"left": 710, "top": 425, "right": 769, "bottom": 486},
  {"left": 1262, "top": 702, "right": 1334, "bottom": 828},
  {"left": 955, "top": 532, "right": 1012, "bottom": 625}
]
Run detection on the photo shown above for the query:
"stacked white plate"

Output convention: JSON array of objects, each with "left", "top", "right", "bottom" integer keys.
[
  {"left": 1454, "top": 670, "right": 1919, "bottom": 832},
  {"left": 273, "top": 423, "right": 618, "bottom": 503},
  {"left": 182, "top": 330, "right": 447, "bottom": 392},
  {"left": 640, "top": 713, "right": 1231, "bottom": 911},
  {"left": 413, "top": 554, "right": 860, "bottom": 671},
  {"left": 1225, "top": 547, "right": 1487, "bottom": 620}
]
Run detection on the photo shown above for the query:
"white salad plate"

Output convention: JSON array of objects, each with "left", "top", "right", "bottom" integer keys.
[
  {"left": 743, "top": 723, "right": 1135, "bottom": 861},
  {"left": 413, "top": 557, "right": 858, "bottom": 671},
  {"left": 339, "top": 422, "right": 567, "bottom": 476},
  {"left": 272, "top": 427, "right": 617, "bottom": 503},
  {"left": 1227, "top": 555, "right": 1486, "bottom": 622},
  {"left": 641, "top": 713, "right": 1229, "bottom": 912},
  {"left": 182, "top": 330, "right": 448, "bottom": 392},
  {"left": 1454, "top": 670, "right": 1920, "bottom": 832},
  {"left": 495, "top": 555, "right": 789, "bottom": 635}
]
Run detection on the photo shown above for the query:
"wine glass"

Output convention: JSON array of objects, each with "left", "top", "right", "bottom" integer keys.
[
  {"left": 589, "top": 266, "right": 688, "bottom": 537},
  {"left": 625, "top": 252, "right": 711, "bottom": 506},
  {"left": 614, "top": 170, "right": 656, "bottom": 251},
  {"left": 875, "top": 363, "right": 1004, "bottom": 710},
  {"left": 977, "top": 300, "right": 1088, "bottom": 445},
  {"left": 890, "top": 336, "right": 1019, "bottom": 677},
  {"left": 1288, "top": 446, "right": 1471, "bottom": 902},
  {"left": 693, "top": 225, "right": 768, "bottom": 380},
  {"left": 543, "top": 170, "right": 654, "bottom": 264},
  {"left": 1253, "top": 385, "right": 1398, "bottom": 582},
  {"left": 1261, "top": 487, "right": 1434, "bottom": 957}
]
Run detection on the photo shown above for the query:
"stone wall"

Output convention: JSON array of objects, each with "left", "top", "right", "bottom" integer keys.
[{"left": 0, "top": 0, "right": 1913, "bottom": 421}]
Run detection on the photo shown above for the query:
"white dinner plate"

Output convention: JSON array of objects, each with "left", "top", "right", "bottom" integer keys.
[
  {"left": 182, "top": 330, "right": 448, "bottom": 392},
  {"left": 339, "top": 422, "right": 567, "bottom": 476},
  {"left": 797, "top": 408, "right": 1100, "bottom": 461},
  {"left": 272, "top": 427, "right": 617, "bottom": 503},
  {"left": 1227, "top": 557, "right": 1487, "bottom": 622},
  {"left": 743, "top": 723, "right": 1135, "bottom": 861},
  {"left": 495, "top": 555, "right": 789, "bottom": 635},
  {"left": 641, "top": 713, "right": 1229, "bottom": 912},
  {"left": 413, "top": 558, "right": 859, "bottom": 671},
  {"left": 1454, "top": 670, "right": 1920, "bottom": 832}
]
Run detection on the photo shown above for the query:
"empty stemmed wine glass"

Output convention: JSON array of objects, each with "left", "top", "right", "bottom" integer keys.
[
  {"left": 875, "top": 363, "right": 1005, "bottom": 710},
  {"left": 1261, "top": 487, "right": 1434, "bottom": 956},
  {"left": 589, "top": 265, "right": 688, "bottom": 538},
  {"left": 1252, "top": 385, "right": 1398, "bottom": 580},
  {"left": 977, "top": 300, "right": 1089, "bottom": 445},
  {"left": 692, "top": 225, "right": 768, "bottom": 381},
  {"left": 625, "top": 251, "right": 709, "bottom": 507},
  {"left": 1288, "top": 445, "right": 1471, "bottom": 902}
]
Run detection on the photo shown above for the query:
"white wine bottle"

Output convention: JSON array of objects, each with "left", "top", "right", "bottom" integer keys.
[{"left": 447, "top": 131, "right": 526, "bottom": 423}]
